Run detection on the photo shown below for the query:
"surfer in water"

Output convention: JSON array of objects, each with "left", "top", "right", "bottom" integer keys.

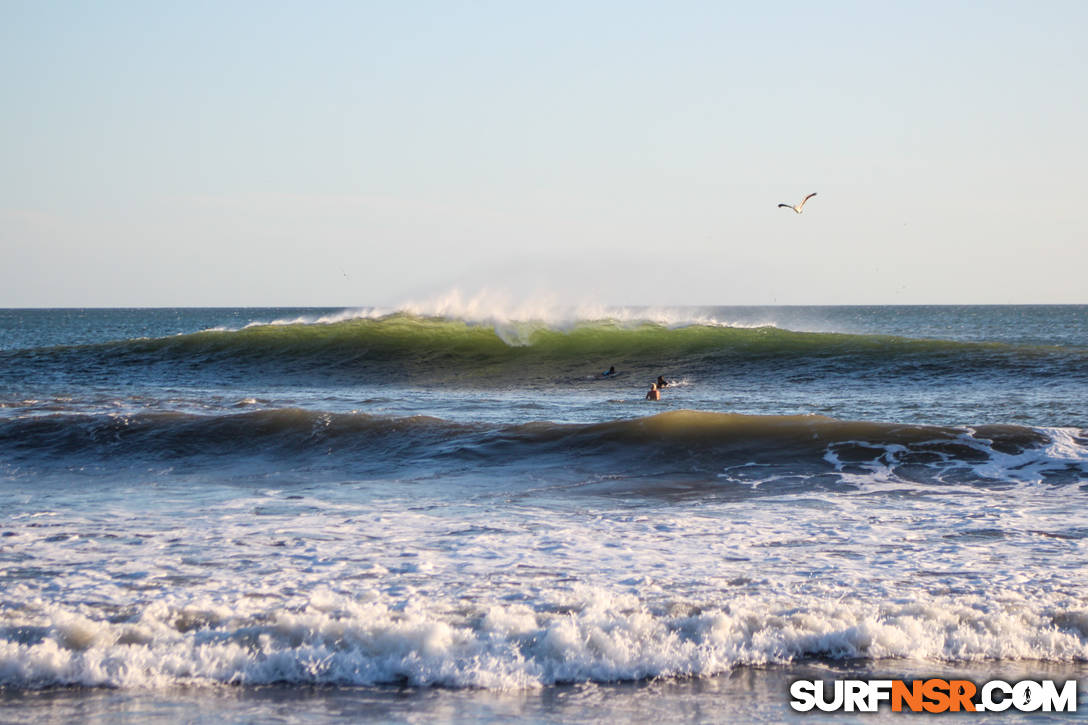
[
  {"left": 645, "top": 382, "right": 661, "bottom": 401},
  {"left": 603, "top": 366, "right": 616, "bottom": 377},
  {"left": 656, "top": 375, "right": 669, "bottom": 388}
]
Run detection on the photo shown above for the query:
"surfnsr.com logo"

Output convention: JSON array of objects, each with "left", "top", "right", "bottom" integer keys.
[{"left": 789, "top": 679, "right": 1078, "bottom": 713}]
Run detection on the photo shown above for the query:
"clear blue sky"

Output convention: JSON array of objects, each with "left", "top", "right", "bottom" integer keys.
[{"left": 2, "top": 0, "right": 1085, "bottom": 307}]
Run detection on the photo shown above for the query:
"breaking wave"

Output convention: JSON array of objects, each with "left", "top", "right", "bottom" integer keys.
[
  {"left": 4, "top": 410, "right": 1085, "bottom": 490},
  {"left": 4, "top": 314, "right": 1085, "bottom": 388},
  {"left": 2, "top": 585, "right": 1087, "bottom": 690}
]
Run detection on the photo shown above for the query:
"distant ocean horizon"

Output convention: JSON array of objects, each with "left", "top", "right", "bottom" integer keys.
[{"left": 2, "top": 304, "right": 1086, "bottom": 722}]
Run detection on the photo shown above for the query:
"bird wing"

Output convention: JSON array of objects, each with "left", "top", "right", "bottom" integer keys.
[
  {"left": 777, "top": 203, "right": 791, "bottom": 208},
  {"left": 796, "top": 192, "right": 817, "bottom": 210}
]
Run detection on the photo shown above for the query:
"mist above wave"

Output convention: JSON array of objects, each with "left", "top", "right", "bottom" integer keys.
[{"left": 219, "top": 291, "right": 778, "bottom": 344}]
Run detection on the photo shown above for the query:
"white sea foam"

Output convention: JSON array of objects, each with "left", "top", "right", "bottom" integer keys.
[
  {"left": 1039, "top": 427, "right": 1088, "bottom": 463},
  {"left": 2, "top": 482, "right": 1087, "bottom": 691},
  {"left": 2, "top": 584, "right": 1086, "bottom": 690},
  {"left": 820, "top": 426, "right": 1088, "bottom": 490}
]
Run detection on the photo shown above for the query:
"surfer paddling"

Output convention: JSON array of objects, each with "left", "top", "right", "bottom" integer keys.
[{"left": 656, "top": 375, "right": 669, "bottom": 388}]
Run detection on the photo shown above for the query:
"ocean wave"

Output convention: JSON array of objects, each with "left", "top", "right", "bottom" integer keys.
[
  {"left": 4, "top": 314, "right": 1084, "bottom": 388},
  {"left": 3, "top": 410, "right": 1084, "bottom": 490},
  {"left": 2, "top": 585, "right": 1086, "bottom": 690}
]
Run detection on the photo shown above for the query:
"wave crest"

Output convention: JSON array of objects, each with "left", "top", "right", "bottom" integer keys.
[
  {"left": 4, "top": 410, "right": 1084, "bottom": 490},
  {"left": 7, "top": 312, "right": 1083, "bottom": 390}
]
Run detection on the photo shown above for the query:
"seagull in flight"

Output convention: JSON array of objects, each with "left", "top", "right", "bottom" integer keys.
[{"left": 778, "top": 192, "right": 817, "bottom": 214}]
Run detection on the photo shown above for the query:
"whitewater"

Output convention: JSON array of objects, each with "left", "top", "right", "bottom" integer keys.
[{"left": 1, "top": 304, "right": 1086, "bottom": 722}]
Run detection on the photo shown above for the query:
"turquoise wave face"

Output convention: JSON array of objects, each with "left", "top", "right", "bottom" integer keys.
[{"left": 4, "top": 314, "right": 1085, "bottom": 388}]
